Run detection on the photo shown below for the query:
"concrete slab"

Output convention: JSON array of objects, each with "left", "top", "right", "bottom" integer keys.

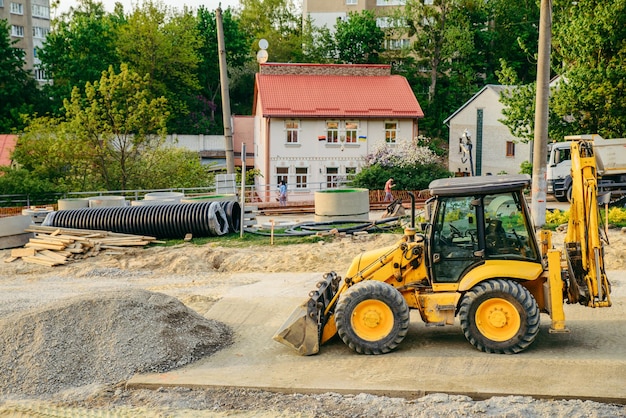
[{"left": 128, "top": 271, "right": 626, "bottom": 403}]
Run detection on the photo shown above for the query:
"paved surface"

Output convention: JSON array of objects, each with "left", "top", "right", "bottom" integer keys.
[{"left": 128, "top": 267, "right": 626, "bottom": 403}]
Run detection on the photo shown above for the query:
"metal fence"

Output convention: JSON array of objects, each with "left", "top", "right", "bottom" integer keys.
[{"left": 0, "top": 183, "right": 426, "bottom": 218}]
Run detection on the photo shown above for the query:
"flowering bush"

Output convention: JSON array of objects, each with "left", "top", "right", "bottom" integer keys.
[
  {"left": 364, "top": 139, "right": 439, "bottom": 168},
  {"left": 351, "top": 137, "right": 450, "bottom": 191}
]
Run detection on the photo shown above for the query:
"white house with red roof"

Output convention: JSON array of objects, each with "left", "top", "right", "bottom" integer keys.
[{"left": 252, "top": 63, "right": 424, "bottom": 202}]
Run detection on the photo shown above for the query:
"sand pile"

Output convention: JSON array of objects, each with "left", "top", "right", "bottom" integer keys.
[{"left": 0, "top": 289, "right": 232, "bottom": 399}]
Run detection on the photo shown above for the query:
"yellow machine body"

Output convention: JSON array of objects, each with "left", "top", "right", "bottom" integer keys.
[{"left": 274, "top": 138, "right": 611, "bottom": 356}]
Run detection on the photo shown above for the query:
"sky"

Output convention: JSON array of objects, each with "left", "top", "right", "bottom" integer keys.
[{"left": 57, "top": 0, "right": 241, "bottom": 15}]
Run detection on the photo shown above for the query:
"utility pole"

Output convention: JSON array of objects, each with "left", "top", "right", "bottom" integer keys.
[
  {"left": 531, "top": 0, "right": 552, "bottom": 228},
  {"left": 216, "top": 8, "right": 235, "bottom": 174}
]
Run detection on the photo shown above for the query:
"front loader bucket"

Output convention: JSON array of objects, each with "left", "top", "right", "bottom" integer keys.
[
  {"left": 273, "top": 272, "right": 342, "bottom": 356},
  {"left": 273, "top": 301, "right": 321, "bottom": 355}
]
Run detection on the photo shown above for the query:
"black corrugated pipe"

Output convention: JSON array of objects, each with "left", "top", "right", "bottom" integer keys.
[{"left": 43, "top": 201, "right": 241, "bottom": 239}]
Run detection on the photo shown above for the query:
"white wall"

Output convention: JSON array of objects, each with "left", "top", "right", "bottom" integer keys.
[
  {"left": 448, "top": 87, "right": 531, "bottom": 176},
  {"left": 165, "top": 134, "right": 224, "bottom": 152},
  {"left": 307, "top": 12, "right": 346, "bottom": 32},
  {"left": 256, "top": 117, "right": 416, "bottom": 202}
]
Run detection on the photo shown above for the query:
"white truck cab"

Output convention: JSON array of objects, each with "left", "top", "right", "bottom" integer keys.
[{"left": 547, "top": 134, "right": 626, "bottom": 203}]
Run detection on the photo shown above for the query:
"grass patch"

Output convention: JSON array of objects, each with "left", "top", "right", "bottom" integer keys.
[
  {"left": 155, "top": 222, "right": 407, "bottom": 248},
  {"left": 161, "top": 229, "right": 328, "bottom": 248}
]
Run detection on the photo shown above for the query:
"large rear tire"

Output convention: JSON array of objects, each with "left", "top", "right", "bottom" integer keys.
[
  {"left": 459, "top": 279, "right": 540, "bottom": 354},
  {"left": 335, "top": 281, "right": 410, "bottom": 355}
]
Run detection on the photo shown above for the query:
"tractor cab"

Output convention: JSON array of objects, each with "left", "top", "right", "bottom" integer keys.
[{"left": 426, "top": 175, "right": 541, "bottom": 283}]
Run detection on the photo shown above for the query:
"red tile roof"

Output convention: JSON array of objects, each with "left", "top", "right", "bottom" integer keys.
[
  {"left": 0, "top": 134, "right": 17, "bottom": 167},
  {"left": 255, "top": 74, "right": 424, "bottom": 118}
]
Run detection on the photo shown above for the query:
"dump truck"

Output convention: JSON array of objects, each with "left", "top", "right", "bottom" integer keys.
[
  {"left": 274, "top": 139, "right": 611, "bottom": 355},
  {"left": 548, "top": 134, "right": 626, "bottom": 205}
]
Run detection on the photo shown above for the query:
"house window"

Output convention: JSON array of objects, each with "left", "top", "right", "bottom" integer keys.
[
  {"left": 10, "top": 2, "right": 23, "bottom": 14},
  {"left": 11, "top": 25, "right": 24, "bottom": 37},
  {"left": 276, "top": 167, "right": 288, "bottom": 187},
  {"left": 32, "top": 4, "right": 50, "bottom": 18},
  {"left": 346, "top": 167, "right": 357, "bottom": 181},
  {"left": 285, "top": 120, "right": 299, "bottom": 143},
  {"left": 296, "top": 167, "right": 308, "bottom": 189},
  {"left": 385, "top": 122, "right": 397, "bottom": 143},
  {"left": 326, "top": 167, "right": 339, "bottom": 188},
  {"left": 346, "top": 0, "right": 357, "bottom": 4},
  {"left": 345, "top": 121, "right": 358, "bottom": 143},
  {"left": 326, "top": 121, "right": 339, "bottom": 143},
  {"left": 506, "top": 141, "right": 515, "bottom": 157}
]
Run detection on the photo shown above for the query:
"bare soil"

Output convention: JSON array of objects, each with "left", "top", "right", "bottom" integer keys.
[{"left": 0, "top": 228, "right": 625, "bottom": 417}]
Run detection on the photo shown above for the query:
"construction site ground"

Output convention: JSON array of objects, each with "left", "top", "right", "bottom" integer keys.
[
  {"left": 133, "top": 206, "right": 626, "bottom": 404},
  {"left": 128, "top": 269, "right": 626, "bottom": 403},
  {"left": 1, "top": 206, "right": 625, "bottom": 416}
]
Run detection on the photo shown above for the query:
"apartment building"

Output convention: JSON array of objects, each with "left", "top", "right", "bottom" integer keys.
[
  {"left": 0, "top": 0, "right": 51, "bottom": 82},
  {"left": 303, "top": 0, "right": 410, "bottom": 50}
]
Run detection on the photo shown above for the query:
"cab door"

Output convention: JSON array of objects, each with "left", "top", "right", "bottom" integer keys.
[{"left": 430, "top": 195, "right": 483, "bottom": 283}]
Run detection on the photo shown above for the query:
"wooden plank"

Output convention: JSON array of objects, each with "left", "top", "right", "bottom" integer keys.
[
  {"left": 22, "top": 255, "right": 62, "bottom": 267},
  {"left": 33, "top": 234, "right": 74, "bottom": 244},
  {"left": 10, "top": 247, "right": 37, "bottom": 258},
  {"left": 24, "top": 242, "right": 66, "bottom": 251},
  {"left": 29, "top": 237, "right": 69, "bottom": 246},
  {"left": 39, "top": 250, "right": 69, "bottom": 262},
  {"left": 98, "top": 238, "right": 151, "bottom": 245}
]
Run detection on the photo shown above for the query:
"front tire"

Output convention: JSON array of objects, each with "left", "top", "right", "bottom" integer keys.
[
  {"left": 335, "top": 281, "right": 410, "bottom": 355},
  {"left": 459, "top": 279, "right": 540, "bottom": 354}
]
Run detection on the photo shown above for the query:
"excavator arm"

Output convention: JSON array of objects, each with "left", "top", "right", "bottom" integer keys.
[{"left": 563, "top": 140, "right": 611, "bottom": 307}]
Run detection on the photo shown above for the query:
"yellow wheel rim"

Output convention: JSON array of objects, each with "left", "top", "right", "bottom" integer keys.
[
  {"left": 475, "top": 298, "right": 521, "bottom": 342},
  {"left": 351, "top": 299, "right": 394, "bottom": 342}
]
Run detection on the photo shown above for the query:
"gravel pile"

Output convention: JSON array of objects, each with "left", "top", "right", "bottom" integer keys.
[{"left": 0, "top": 289, "right": 232, "bottom": 399}]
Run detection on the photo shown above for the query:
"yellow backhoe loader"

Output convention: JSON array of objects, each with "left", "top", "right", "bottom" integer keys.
[{"left": 274, "top": 138, "right": 611, "bottom": 355}]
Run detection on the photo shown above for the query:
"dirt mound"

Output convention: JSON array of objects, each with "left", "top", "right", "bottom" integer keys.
[{"left": 0, "top": 289, "right": 232, "bottom": 399}]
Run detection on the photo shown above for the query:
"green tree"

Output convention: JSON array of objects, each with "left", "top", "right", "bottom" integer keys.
[
  {"left": 335, "top": 10, "right": 385, "bottom": 64},
  {"left": 500, "top": 0, "right": 626, "bottom": 141},
  {"left": 38, "top": 0, "right": 122, "bottom": 115},
  {"left": 238, "top": 0, "right": 302, "bottom": 63},
  {"left": 196, "top": 7, "right": 253, "bottom": 132},
  {"left": 404, "top": 0, "right": 468, "bottom": 103},
  {"left": 301, "top": 17, "right": 336, "bottom": 63},
  {"left": 137, "top": 147, "right": 214, "bottom": 189},
  {"left": 9, "top": 67, "right": 213, "bottom": 194},
  {"left": 551, "top": 0, "right": 626, "bottom": 137},
  {"left": 398, "top": 0, "right": 483, "bottom": 138},
  {"left": 117, "top": 1, "right": 202, "bottom": 133},
  {"left": 63, "top": 64, "right": 169, "bottom": 190},
  {"left": 0, "top": 19, "right": 41, "bottom": 132},
  {"left": 9, "top": 116, "right": 94, "bottom": 192},
  {"left": 484, "top": 0, "right": 539, "bottom": 84}
]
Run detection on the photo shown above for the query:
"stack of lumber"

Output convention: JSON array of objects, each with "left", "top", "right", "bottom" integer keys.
[{"left": 5, "top": 225, "right": 162, "bottom": 267}]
